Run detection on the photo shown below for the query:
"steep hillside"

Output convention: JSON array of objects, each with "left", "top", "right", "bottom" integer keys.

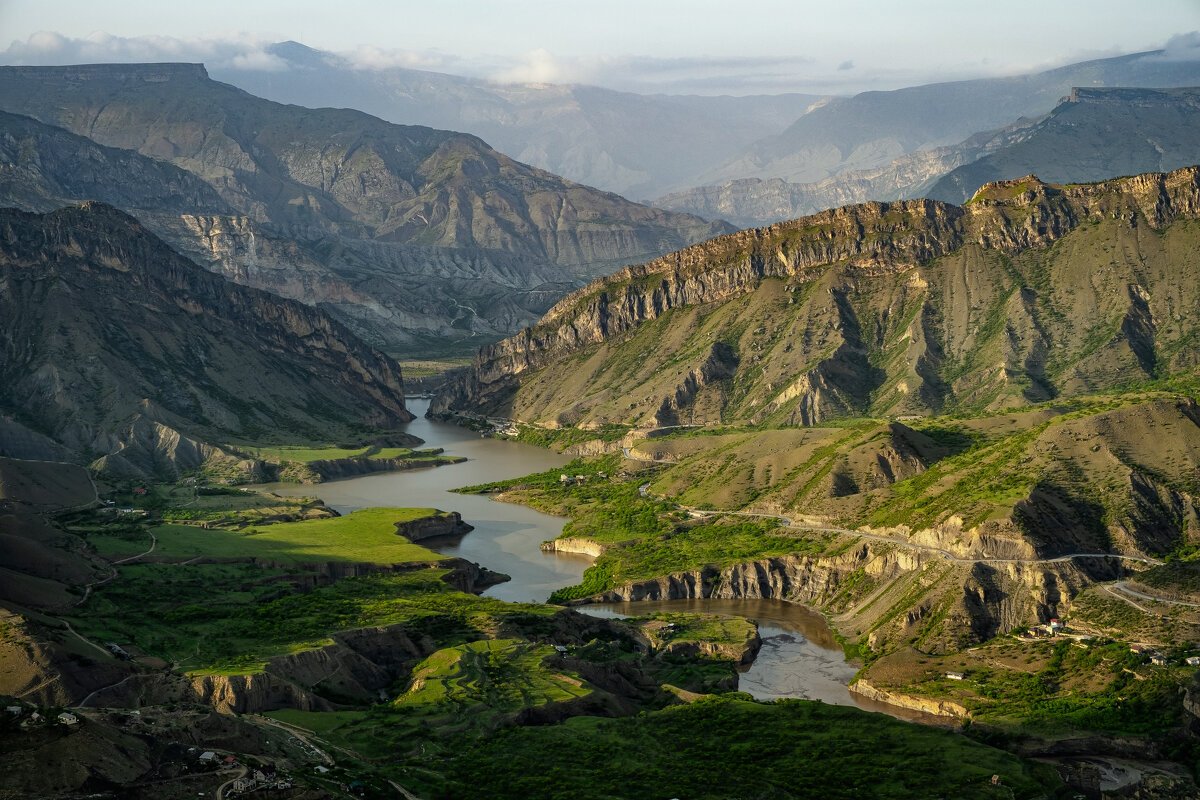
[
  {"left": 0, "top": 64, "right": 731, "bottom": 355},
  {"left": 658, "top": 86, "right": 1200, "bottom": 226},
  {"left": 213, "top": 41, "right": 826, "bottom": 200},
  {"left": 0, "top": 203, "right": 413, "bottom": 477},
  {"left": 435, "top": 167, "right": 1200, "bottom": 426}
]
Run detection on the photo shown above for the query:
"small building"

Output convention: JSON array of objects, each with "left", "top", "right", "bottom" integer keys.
[
  {"left": 6, "top": 706, "right": 22, "bottom": 715},
  {"left": 232, "top": 777, "right": 255, "bottom": 793},
  {"left": 1186, "top": 656, "right": 1200, "bottom": 666},
  {"left": 56, "top": 712, "right": 78, "bottom": 725},
  {"left": 198, "top": 751, "right": 216, "bottom": 762},
  {"left": 554, "top": 645, "right": 568, "bottom": 656},
  {"left": 1130, "top": 644, "right": 1149, "bottom": 654},
  {"left": 1150, "top": 653, "right": 1169, "bottom": 666},
  {"left": 314, "top": 765, "right": 330, "bottom": 774},
  {"left": 945, "top": 671, "right": 965, "bottom": 681},
  {"left": 1049, "top": 618, "right": 1063, "bottom": 632}
]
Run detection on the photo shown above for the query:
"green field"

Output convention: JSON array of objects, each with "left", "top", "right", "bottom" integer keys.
[{"left": 149, "top": 507, "right": 446, "bottom": 564}]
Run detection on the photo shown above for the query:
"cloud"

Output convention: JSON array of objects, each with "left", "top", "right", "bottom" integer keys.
[
  {"left": 0, "top": 31, "right": 290, "bottom": 71},
  {"left": 837, "top": 60, "right": 854, "bottom": 71},
  {"left": 1156, "top": 31, "right": 1200, "bottom": 61},
  {"left": 341, "top": 45, "right": 464, "bottom": 73}
]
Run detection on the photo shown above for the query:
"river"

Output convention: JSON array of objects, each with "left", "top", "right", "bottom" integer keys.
[{"left": 263, "top": 400, "right": 916, "bottom": 715}]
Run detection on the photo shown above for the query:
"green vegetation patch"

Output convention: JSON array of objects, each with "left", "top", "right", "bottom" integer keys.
[
  {"left": 399, "top": 638, "right": 591, "bottom": 710},
  {"left": 401, "top": 696, "right": 1060, "bottom": 799},
  {"left": 70, "top": 566, "right": 557, "bottom": 674},
  {"left": 150, "top": 507, "right": 446, "bottom": 564}
]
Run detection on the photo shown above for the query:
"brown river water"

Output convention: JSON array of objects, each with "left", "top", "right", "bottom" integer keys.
[{"left": 261, "top": 400, "right": 924, "bottom": 718}]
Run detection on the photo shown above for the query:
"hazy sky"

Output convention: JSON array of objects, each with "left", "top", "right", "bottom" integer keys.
[{"left": 3, "top": 0, "right": 1199, "bottom": 94}]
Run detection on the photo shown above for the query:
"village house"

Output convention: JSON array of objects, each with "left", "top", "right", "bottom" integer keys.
[
  {"left": 1186, "top": 656, "right": 1200, "bottom": 666},
  {"left": 945, "top": 671, "right": 965, "bottom": 680},
  {"left": 1150, "top": 653, "right": 1169, "bottom": 666},
  {"left": 56, "top": 712, "right": 78, "bottom": 725}
]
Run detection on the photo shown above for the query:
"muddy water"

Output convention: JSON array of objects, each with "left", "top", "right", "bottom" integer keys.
[{"left": 266, "top": 401, "right": 925, "bottom": 717}]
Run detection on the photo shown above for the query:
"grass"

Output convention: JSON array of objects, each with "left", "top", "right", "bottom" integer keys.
[
  {"left": 149, "top": 508, "right": 447, "bottom": 564},
  {"left": 69, "top": 567, "right": 558, "bottom": 674},
  {"left": 896, "top": 639, "right": 1192, "bottom": 738},
  {"left": 397, "top": 696, "right": 1062, "bottom": 800},
  {"left": 399, "top": 638, "right": 591, "bottom": 710}
]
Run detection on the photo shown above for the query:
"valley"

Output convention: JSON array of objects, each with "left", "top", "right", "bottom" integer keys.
[{"left": 3, "top": 19, "right": 1200, "bottom": 797}]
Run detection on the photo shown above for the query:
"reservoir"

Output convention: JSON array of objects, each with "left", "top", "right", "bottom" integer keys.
[{"left": 265, "top": 400, "right": 913, "bottom": 715}]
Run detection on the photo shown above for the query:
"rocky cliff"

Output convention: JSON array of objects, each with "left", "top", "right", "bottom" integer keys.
[
  {"left": 0, "top": 203, "right": 412, "bottom": 477},
  {"left": 436, "top": 167, "right": 1200, "bottom": 426},
  {"left": 577, "top": 538, "right": 1121, "bottom": 653}
]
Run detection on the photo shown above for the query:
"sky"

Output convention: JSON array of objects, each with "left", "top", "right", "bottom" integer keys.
[{"left": 2, "top": 0, "right": 1200, "bottom": 94}]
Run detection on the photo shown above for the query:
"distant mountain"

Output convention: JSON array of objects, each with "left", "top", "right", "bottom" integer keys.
[
  {"left": 0, "top": 203, "right": 412, "bottom": 478},
  {"left": 697, "top": 49, "right": 1200, "bottom": 188},
  {"left": 657, "top": 85, "right": 1200, "bottom": 226},
  {"left": 926, "top": 87, "right": 1200, "bottom": 203},
  {"left": 211, "top": 42, "right": 827, "bottom": 200},
  {"left": 0, "top": 64, "right": 732, "bottom": 357}
]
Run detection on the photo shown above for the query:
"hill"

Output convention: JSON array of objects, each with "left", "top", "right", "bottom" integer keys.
[
  {"left": 0, "top": 64, "right": 732, "bottom": 356},
  {"left": 0, "top": 203, "right": 413, "bottom": 478}
]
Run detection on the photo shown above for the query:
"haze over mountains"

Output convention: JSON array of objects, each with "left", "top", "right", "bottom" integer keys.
[
  {"left": 212, "top": 41, "right": 827, "bottom": 202},
  {"left": 206, "top": 43, "right": 1200, "bottom": 215},
  {"left": 661, "top": 85, "right": 1200, "bottom": 226}
]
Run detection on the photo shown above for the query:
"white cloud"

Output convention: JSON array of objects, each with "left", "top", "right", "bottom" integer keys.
[
  {"left": 0, "top": 31, "right": 288, "bottom": 71},
  {"left": 342, "top": 44, "right": 462, "bottom": 73}
]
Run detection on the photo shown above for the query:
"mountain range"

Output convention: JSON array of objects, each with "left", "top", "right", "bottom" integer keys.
[
  {"left": 657, "top": 84, "right": 1200, "bottom": 226},
  {"left": 0, "top": 63, "right": 731, "bottom": 356},
  {"left": 212, "top": 41, "right": 826, "bottom": 201},
  {"left": 207, "top": 44, "right": 1200, "bottom": 209}
]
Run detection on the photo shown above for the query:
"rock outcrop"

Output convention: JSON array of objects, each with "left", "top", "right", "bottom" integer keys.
[
  {"left": 576, "top": 540, "right": 1124, "bottom": 652},
  {"left": 849, "top": 678, "right": 969, "bottom": 719}
]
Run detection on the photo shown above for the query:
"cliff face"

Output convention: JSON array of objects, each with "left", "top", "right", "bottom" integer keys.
[
  {"left": 436, "top": 168, "right": 1200, "bottom": 426},
  {"left": 0, "top": 203, "right": 411, "bottom": 477},
  {"left": 579, "top": 540, "right": 1119, "bottom": 653}
]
